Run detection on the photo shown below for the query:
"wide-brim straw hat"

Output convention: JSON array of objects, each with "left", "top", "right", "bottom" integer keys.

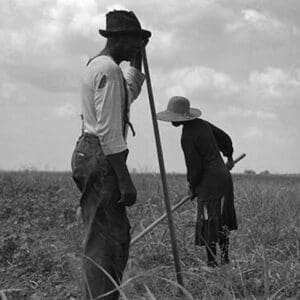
[
  {"left": 156, "top": 96, "right": 201, "bottom": 122},
  {"left": 99, "top": 10, "right": 151, "bottom": 39}
]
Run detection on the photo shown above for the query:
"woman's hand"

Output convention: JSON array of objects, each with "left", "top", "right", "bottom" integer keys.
[
  {"left": 226, "top": 156, "right": 235, "bottom": 170},
  {"left": 188, "top": 184, "right": 197, "bottom": 201}
]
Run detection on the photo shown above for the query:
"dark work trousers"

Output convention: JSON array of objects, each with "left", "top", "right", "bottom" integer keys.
[{"left": 71, "top": 133, "right": 130, "bottom": 300}]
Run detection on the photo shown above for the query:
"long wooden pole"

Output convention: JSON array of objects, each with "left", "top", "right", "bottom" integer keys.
[
  {"left": 141, "top": 47, "right": 184, "bottom": 287},
  {"left": 131, "top": 153, "right": 246, "bottom": 245},
  {"left": 131, "top": 195, "right": 191, "bottom": 246}
]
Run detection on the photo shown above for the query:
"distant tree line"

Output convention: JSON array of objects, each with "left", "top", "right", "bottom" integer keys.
[{"left": 244, "top": 170, "right": 271, "bottom": 175}]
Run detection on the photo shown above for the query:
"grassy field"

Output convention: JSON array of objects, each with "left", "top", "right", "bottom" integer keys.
[{"left": 0, "top": 171, "right": 298, "bottom": 299}]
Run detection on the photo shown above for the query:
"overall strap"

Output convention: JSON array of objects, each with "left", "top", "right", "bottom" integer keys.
[
  {"left": 80, "top": 114, "right": 85, "bottom": 135},
  {"left": 122, "top": 77, "right": 136, "bottom": 137}
]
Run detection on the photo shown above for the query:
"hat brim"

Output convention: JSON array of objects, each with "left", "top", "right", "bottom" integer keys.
[
  {"left": 99, "top": 29, "right": 151, "bottom": 39},
  {"left": 156, "top": 108, "right": 201, "bottom": 122}
]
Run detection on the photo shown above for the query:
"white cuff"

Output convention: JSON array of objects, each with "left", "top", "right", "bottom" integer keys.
[{"left": 127, "top": 66, "right": 145, "bottom": 85}]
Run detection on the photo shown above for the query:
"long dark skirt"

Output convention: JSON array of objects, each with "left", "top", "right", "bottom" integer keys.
[{"left": 195, "top": 175, "right": 237, "bottom": 246}]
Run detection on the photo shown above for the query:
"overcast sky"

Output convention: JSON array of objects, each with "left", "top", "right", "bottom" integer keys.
[{"left": 0, "top": 0, "right": 299, "bottom": 174}]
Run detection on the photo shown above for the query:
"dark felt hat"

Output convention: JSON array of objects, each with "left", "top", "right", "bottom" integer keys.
[{"left": 99, "top": 10, "right": 151, "bottom": 39}]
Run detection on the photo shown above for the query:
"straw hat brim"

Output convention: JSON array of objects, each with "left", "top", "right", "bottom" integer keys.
[
  {"left": 99, "top": 29, "right": 151, "bottom": 39},
  {"left": 156, "top": 108, "right": 201, "bottom": 122}
]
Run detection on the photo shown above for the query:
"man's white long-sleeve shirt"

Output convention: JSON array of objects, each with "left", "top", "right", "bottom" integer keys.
[{"left": 81, "top": 55, "right": 145, "bottom": 155}]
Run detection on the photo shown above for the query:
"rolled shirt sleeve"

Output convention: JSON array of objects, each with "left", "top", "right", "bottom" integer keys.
[
  {"left": 93, "top": 71, "right": 127, "bottom": 155},
  {"left": 90, "top": 61, "right": 144, "bottom": 155},
  {"left": 123, "top": 66, "right": 145, "bottom": 103}
]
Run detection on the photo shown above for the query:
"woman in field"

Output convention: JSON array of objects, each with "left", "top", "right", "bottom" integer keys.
[{"left": 157, "top": 96, "right": 238, "bottom": 267}]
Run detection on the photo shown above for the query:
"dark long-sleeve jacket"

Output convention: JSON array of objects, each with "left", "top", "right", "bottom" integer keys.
[{"left": 181, "top": 118, "right": 233, "bottom": 201}]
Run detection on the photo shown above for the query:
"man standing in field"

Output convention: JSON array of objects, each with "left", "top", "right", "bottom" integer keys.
[
  {"left": 71, "top": 10, "right": 151, "bottom": 299},
  {"left": 157, "top": 96, "right": 238, "bottom": 267}
]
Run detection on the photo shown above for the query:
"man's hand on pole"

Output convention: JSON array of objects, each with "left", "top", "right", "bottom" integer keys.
[
  {"left": 130, "top": 37, "right": 149, "bottom": 70},
  {"left": 130, "top": 50, "right": 142, "bottom": 70},
  {"left": 106, "top": 150, "right": 137, "bottom": 207},
  {"left": 142, "top": 38, "right": 149, "bottom": 47}
]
